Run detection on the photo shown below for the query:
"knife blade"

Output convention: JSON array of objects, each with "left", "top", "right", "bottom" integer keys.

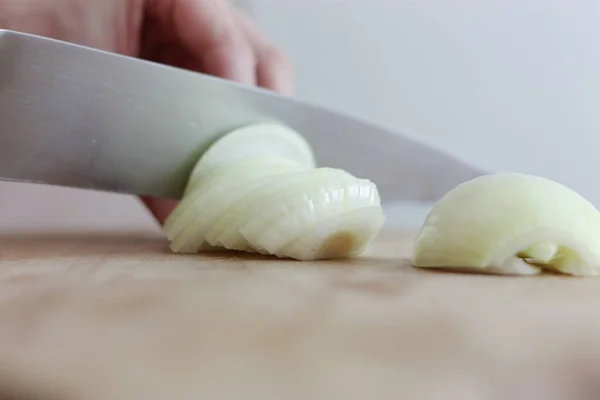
[{"left": 0, "top": 29, "right": 485, "bottom": 203}]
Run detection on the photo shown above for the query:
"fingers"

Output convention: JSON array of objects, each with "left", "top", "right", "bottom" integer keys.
[
  {"left": 169, "top": 0, "right": 293, "bottom": 95},
  {"left": 235, "top": 11, "right": 294, "bottom": 96},
  {"left": 171, "top": 0, "right": 256, "bottom": 85},
  {"left": 201, "top": 38, "right": 256, "bottom": 85},
  {"left": 256, "top": 46, "right": 294, "bottom": 96}
]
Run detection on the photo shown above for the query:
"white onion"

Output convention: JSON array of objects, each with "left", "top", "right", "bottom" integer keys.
[
  {"left": 411, "top": 172, "right": 600, "bottom": 276},
  {"left": 164, "top": 123, "right": 385, "bottom": 260}
]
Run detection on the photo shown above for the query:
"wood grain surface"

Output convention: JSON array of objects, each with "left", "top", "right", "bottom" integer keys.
[{"left": 0, "top": 229, "right": 600, "bottom": 400}]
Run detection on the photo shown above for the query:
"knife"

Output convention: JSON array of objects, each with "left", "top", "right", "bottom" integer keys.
[{"left": 0, "top": 29, "right": 485, "bottom": 203}]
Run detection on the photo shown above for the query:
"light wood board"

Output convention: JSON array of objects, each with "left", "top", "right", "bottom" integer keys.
[{"left": 0, "top": 229, "right": 599, "bottom": 400}]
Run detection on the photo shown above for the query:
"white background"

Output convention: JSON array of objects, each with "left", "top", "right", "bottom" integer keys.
[{"left": 1, "top": 0, "right": 599, "bottom": 230}]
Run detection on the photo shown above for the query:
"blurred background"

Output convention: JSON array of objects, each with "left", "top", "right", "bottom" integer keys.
[{"left": 1, "top": 0, "right": 599, "bottom": 231}]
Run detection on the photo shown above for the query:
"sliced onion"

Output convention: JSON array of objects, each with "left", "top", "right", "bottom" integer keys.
[
  {"left": 411, "top": 172, "right": 600, "bottom": 276},
  {"left": 164, "top": 124, "right": 385, "bottom": 260}
]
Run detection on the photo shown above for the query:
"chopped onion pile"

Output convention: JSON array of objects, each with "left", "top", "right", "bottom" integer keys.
[
  {"left": 411, "top": 172, "right": 600, "bottom": 276},
  {"left": 164, "top": 123, "right": 385, "bottom": 261}
]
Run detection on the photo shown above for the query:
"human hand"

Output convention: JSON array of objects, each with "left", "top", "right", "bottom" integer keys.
[{"left": 0, "top": 0, "right": 293, "bottom": 224}]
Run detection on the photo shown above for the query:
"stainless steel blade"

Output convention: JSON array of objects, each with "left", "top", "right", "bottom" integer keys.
[{"left": 0, "top": 30, "right": 485, "bottom": 203}]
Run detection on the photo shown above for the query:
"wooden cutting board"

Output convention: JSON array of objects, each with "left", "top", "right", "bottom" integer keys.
[{"left": 1, "top": 228, "right": 600, "bottom": 400}]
